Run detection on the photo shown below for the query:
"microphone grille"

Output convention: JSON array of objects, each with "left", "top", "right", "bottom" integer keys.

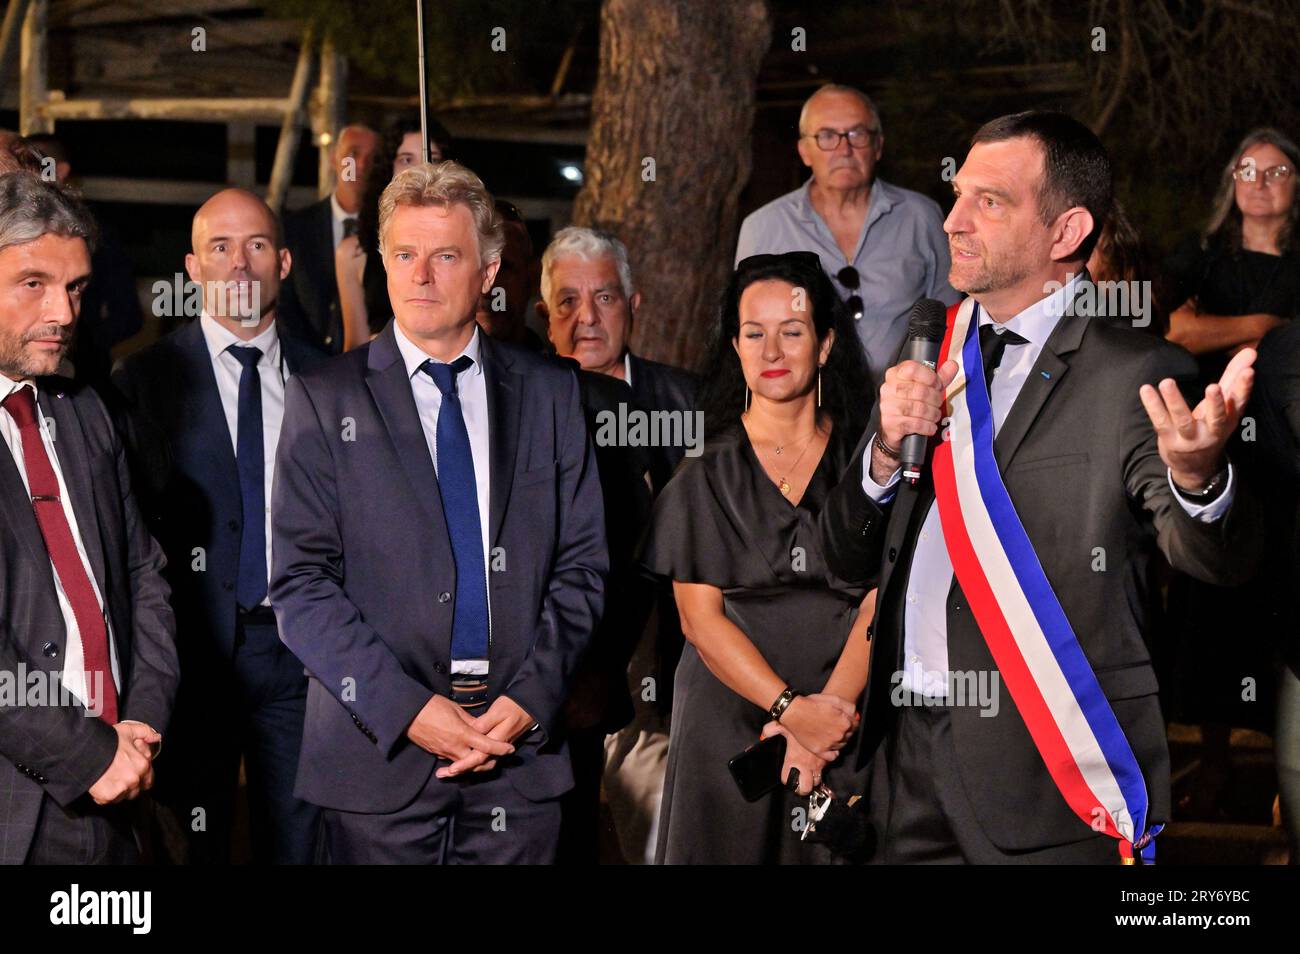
[{"left": 905, "top": 297, "right": 948, "bottom": 342}]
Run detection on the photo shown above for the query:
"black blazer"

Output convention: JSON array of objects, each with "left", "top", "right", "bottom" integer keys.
[
  {"left": 269, "top": 322, "right": 608, "bottom": 814},
  {"left": 0, "top": 377, "right": 178, "bottom": 864},
  {"left": 111, "top": 319, "right": 326, "bottom": 664},
  {"left": 279, "top": 197, "right": 343, "bottom": 355},
  {"left": 819, "top": 301, "right": 1264, "bottom": 852},
  {"left": 627, "top": 352, "right": 698, "bottom": 491}
]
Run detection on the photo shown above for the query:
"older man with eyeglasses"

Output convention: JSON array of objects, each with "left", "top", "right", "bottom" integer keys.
[{"left": 736, "top": 84, "right": 959, "bottom": 382}]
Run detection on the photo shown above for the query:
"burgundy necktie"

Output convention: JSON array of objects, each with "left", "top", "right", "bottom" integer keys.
[{"left": 3, "top": 386, "right": 118, "bottom": 723}]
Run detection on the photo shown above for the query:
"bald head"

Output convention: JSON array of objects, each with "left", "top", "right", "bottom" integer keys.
[
  {"left": 191, "top": 188, "right": 281, "bottom": 252},
  {"left": 186, "top": 188, "right": 291, "bottom": 336}
]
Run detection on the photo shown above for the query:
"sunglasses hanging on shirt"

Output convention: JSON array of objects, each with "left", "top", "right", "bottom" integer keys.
[{"left": 837, "top": 265, "right": 865, "bottom": 321}]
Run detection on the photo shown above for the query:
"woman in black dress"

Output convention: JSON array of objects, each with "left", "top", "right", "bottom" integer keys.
[
  {"left": 642, "top": 251, "right": 875, "bottom": 864},
  {"left": 1161, "top": 128, "right": 1300, "bottom": 818}
]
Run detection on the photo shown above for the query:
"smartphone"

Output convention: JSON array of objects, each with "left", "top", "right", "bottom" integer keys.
[{"left": 727, "top": 734, "right": 787, "bottom": 802}]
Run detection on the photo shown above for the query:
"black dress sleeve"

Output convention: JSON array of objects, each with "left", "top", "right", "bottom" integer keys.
[{"left": 639, "top": 455, "right": 738, "bottom": 587}]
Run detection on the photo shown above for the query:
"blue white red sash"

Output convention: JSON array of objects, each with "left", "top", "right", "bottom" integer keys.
[{"left": 930, "top": 297, "right": 1162, "bottom": 863}]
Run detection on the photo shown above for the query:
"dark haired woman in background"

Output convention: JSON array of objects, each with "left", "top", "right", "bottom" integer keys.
[
  {"left": 641, "top": 251, "right": 875, "bottom": 864},
  {"left": 335, "top": 114, "right": 453, "bottom": 350}
]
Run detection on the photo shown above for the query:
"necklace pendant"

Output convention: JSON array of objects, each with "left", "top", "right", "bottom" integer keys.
[
  {"left": 774, "top": 446, "right": 783, "bottom": 455},
  {"left": 779, "top": 477, "right": 791, "bottom": 495}
]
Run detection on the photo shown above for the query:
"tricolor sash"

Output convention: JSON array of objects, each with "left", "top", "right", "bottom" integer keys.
[{"left": 930, "top": 297, "right": 1162, "bottom": 863}]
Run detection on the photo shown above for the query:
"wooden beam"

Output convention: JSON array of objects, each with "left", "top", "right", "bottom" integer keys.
[
  {"left": 41, "top": 96, "right": 293, "bottom": 122},
  {"left": 226, "top": 121, "right": 256, "bottom": 189},
  {"left": 313, "top": 33, "right": 345, "bottom": 200},
  {"left": 266, "top": 24, "right": 316, "bottom": 214},
  {"left": 0, "top": 0, "right": 32, "bottom": 87},
  {"left": 77, "top": 175, "right": 317, "bottom": 209},
  {"left": 19, "top": 0, "right": 51, "bottom": 135}
]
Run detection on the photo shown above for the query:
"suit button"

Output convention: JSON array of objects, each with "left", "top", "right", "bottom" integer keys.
[
  {"left": 324, "top": 335, "right": 333, "bottom": 345},
  {"left": 433, "top": 662, "right": 447, "bottom": 674},
  {"left": 228, "top": 519, "right": 239, "bottom": 532},
  {"left": 888, "top": 547, "right": 898, "bottom": 562},
  {"left": 222, "top": 580, "right": 234, "bottom": 592},
  {"left": 42, "top": 642, "right": 58, "bottom": 658},
  {"left": 438, "top": 592, "right": 451, "bottom": 604}
]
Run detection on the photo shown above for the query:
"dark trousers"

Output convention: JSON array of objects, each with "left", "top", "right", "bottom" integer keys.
[
  {"left": 26, "top": 795, "right": 138, "bottom": 865},
  {"left": 873, "top": 695, "right": 1118, "bottom": 864},
  {"left": 321, "top": 763, "right": 562, "bottom": 865},
  {"left": 162, "top": 613, "right": 319, "bottom": 864},
  {"left": 557, "top": 725, "right": 608, "bottom": 864}
]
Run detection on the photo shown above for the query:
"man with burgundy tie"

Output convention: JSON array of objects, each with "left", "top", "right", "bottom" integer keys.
[
  {"left": 0, "top": 172, "right": 178, "bottom": 864},
  {"left": 270, "top": 161, "right": 607, "bottom": 863},
  {"left": 113, "top": 188, "right": 325, "bottom": 863}
]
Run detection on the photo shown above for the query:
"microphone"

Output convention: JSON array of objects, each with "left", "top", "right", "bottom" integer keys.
[{"left": 898, "top": 298, "right": 949, "bottom": 485}]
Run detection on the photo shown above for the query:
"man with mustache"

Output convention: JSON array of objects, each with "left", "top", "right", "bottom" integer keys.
[
  {"left": 0, "top": 172, "right": 178, "bottom": 864},
  {"left": 820, "top": 111, "right": 1262, "bottom": 863},
  {"left": 735, "top": 85, "right": 959, "bottom": 382}
]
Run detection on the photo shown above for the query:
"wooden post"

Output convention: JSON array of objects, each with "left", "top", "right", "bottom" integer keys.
[
  {"left": 313, "top": 33, "right": 346, "bottom": 200},
  {"left": 227, "top": 122, "right": 256, "bottom": 189},
  {"left": 19, "top": 0, "right": 51, "bottom": 136},
  {"left": 0, "top": 0, "right": 32, "bottom": 88},
  {"left": 266, "top": 24, "right": 316, "bottom": 215}
]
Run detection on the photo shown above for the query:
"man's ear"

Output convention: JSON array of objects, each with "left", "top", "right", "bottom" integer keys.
[
  {"left": 184, "top": 252, "right": 200, "bottom": 285},
  {"left": 481, "top": 257, "right": 501, "bottom": 293},
  {"left": 1051, "top": 206, "right": 1096, "bottom": 263},
  {"left": 629, "top": 291, "right": 642, "bottom": 318},
  {"left": 796, "top": 136, "right": 814, "bottom": 170},
  {"left": 279, "top": 247, "right": 292, "bottom": 281},
  {"left": 536, "top": 299, "right": 550, "bottom": 325}
]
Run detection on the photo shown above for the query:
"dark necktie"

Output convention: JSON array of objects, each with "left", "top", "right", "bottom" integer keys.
[
  {"left": 342, "top": 217, "right": 358, "bottom": 240},
  {"left": 3, "top": 386, "right": 118, "bottom": 722},
  {"left": 978, "top": 322, "right": 1029, "bottom": 395},
  {"left": 228, "top": 345, "right": 267, "bottom": 610},
  {"left": 420, "top": 356, "right": 489, "bottom": 662}
]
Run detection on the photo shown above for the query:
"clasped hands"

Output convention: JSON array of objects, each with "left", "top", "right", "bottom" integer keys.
[
  {"left": 406, "top": 694, "right": 536, "bottom": 778},
  {"left": 88, "top": 720, "right": 163, "bottom": 805},
  {"left": 760, "top": 693, "right": 858, "bottom": 797}
]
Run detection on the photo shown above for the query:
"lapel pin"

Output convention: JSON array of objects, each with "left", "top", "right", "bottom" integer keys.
[{"left": 1040, "top": 371, "right": 1051, "bottom": 380}]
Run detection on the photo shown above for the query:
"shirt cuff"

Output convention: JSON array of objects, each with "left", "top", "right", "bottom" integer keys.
[
  {"left": 861, "top": 434, "right": 902, "bottom": 503},
  {"left": 1168, "top": 464, "right": 1235, "bottom": 522}
]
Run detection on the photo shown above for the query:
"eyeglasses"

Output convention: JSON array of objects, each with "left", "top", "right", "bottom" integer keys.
[
  {"left": 837, "top": 266, "right": 865, "bottom": 321},
  {"left": 1232, "top": 163, "right": 1293, "bottom": 185},
  {"left": 804, "top": 127, "right": 878, "bottom": 152}
]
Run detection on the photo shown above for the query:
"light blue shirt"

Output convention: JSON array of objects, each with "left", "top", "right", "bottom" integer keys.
[
  {"left": 393, "top": 321, "right": 492, "bottom": 675},
  {"left": 735, "top": 177, "right": 960, "bottom": 382},
  {"left": 862, "top": 275, "right": 1234, "bottom": 698}
]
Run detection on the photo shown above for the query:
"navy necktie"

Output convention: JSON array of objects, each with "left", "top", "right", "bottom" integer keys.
[
  {"left": 420, "top": 355, "right": 489, "bottom": 662},
  {"left": 228, "top": 345, "right": 267, "bottom": 610}
]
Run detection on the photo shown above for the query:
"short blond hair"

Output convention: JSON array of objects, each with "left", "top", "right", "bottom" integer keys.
[{"left": 378, "top": 160, "right": 504, "bottom": 265}]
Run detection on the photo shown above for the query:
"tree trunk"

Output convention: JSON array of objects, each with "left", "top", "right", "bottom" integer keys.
[{"left": 573, "top": 0, "right": 771, "bottom": 370}]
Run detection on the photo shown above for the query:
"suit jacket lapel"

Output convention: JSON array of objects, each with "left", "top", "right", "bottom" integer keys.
[
  {"left": 993, "top": 290, "right": 1090, "bottom": 472},
  {"left": 481, "top": 335, "right": 521, "bottom": 550},
  {"left": 176, "top": 321, "right": 240, "bottom": 492},
  {"left": 0, "top": 433, "right": 47, "bottom": 566},
  {"left": 38, "top": 382, "right": 109, "bottom": 598},
  {"left": 365, "top": 324, "right": 447, "bottom": 531}
]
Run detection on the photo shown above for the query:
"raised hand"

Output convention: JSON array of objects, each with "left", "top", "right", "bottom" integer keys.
[{"left": 1140, "top": 348, "right": 1255, "bottom": 490}]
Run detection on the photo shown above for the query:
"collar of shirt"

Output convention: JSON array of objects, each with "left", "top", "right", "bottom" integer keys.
[
  {"left": 623, "top": 352, "right": 633, "bottom": 386},
  {"left": 199, "top": 312, "right": 282, "bottom": 370},
  {"left": 392, "top": 320, "right": 484, "bottom": 383},
  {"left": 1, "top": 374, "right": 35, "bottom": 405},
  {"left": 330, "top": 191, "right": 356, "bottom": 231},
  {"left": 796, "top": 177, "right": 897, "bottom": 238},
  {"left": 974, "top": 271, "right": 1081, "bottom": 361}
]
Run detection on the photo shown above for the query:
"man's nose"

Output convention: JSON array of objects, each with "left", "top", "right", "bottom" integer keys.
[
  {"left": 943, "top": 197, "right": 971, "bottom": 236},
  {"left": 412, "top": 256, "right": 431, "bottom": 284},
  {"left": 46, "top": 290, "right": 76, "bottom": 326},
  {"left": 575, "top": 297, "right": 597, "bottom": 325}
]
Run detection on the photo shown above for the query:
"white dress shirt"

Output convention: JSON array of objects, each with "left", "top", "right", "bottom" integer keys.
[
  {"left": 199, "top": 314, "right": 288, "bottom": 605},
  {"left": 863, "top": 277, "right": 1235, "bottom": 698},
  {"left": 1, "top": 376, "right": 121, "bottom": 711},
  {"left": 393, "top": 321, "right": 493, "bottom": 675},
  {"left": 330, "top": 192, "right": 357, "bottom": 251}
]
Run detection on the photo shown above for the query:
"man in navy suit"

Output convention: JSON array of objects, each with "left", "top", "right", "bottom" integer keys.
[
  {"left": 114, "top": 188, "right": 324, "bottom": 863},
  {"left": 270, "top": 161, "right": 607, "bottom": 864}
]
